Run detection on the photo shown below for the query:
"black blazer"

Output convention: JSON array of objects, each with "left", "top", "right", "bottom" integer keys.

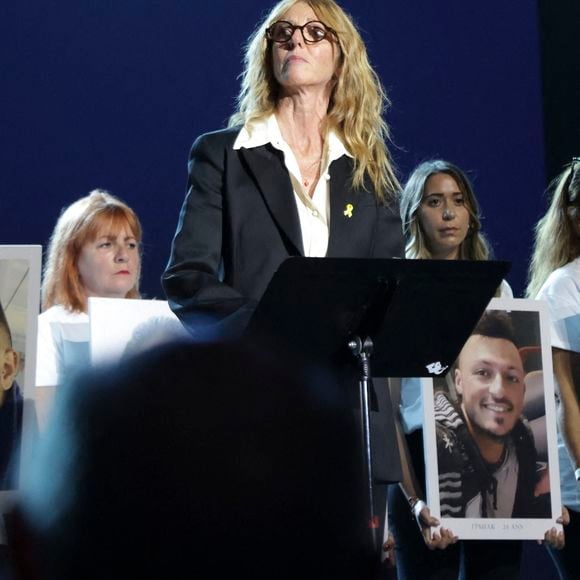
[
  {"left": 163, "top": 126, "right": 404, "bottom": 484},
  {"left": 163, "top": 126, "right": 404, "bottom": 336}
]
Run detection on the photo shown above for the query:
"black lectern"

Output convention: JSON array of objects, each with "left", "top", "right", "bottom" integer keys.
[{"left": 247, "top": 257, "right": 510, "bottom": 549}]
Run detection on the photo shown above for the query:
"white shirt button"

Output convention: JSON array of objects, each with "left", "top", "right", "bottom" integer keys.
[{"left": 311, "top": 209, "right": 319, "bottom": 217}]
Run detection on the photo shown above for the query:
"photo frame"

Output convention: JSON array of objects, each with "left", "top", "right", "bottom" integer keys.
[
  {"left": 89, "top": 297, "right": 189, "bottom": 366},
  {"left": 423, "top": 298, "right": 562, "bottom": 540},
  {"left": 0, "top": 246, "right": 41, "bottom": 537}
]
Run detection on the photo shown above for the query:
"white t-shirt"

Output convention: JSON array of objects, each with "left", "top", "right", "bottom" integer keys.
[
  {"left": 465, "top": 441, "right": 519, "bottom": 518},
  {"left": 36, "top": 305, "right": 90, "bottom": 387},
  {"left": 537, "top": 257, "right": 580, "bottom": 351},
  {"left": 536, "top": 257, "right": 580, "bottom": 511}
]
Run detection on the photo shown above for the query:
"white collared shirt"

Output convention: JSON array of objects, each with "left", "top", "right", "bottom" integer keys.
[{"left": 233, "top": 114, "right": 352, "bottom": 257}]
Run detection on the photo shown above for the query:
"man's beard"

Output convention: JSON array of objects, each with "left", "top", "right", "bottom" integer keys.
[{"left": 471, "top": 419, "right": 509, "bottom": 443}]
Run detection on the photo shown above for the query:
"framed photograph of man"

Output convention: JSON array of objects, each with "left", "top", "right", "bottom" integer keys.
[
  {"left": 0, "top": 246, "right": 41, "bottom": 508},
  {"left": 423, "top": 298, "right": 562, "bottom": 540}
]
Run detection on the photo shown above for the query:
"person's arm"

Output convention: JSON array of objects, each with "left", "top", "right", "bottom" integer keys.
[
  {"left": 552, "top": 347, "right": 580, "bottom": 473},
  {"left": 539, "top": 507, "right": 569, "bottom": 550},
  {"left": 389, "top": 380, "right": 457, "bottom": 550},
  {"left": 393, "top": 415, "right": 422, "bottom": 506},
  {"left": 35, "top": 312, "right": 61, "bottom": 387},
  {"left": 396, "top": 421, "right": 457, "bottom": 549},
  {"left": 162, "top": 133, "right": 256, "bottom": 338}
]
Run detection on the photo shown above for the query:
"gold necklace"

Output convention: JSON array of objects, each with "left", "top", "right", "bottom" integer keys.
[{"left": 300, "top": 148, "right": 325, "bottom": 188}]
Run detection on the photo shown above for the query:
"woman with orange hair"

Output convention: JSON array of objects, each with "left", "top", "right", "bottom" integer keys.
[{"left": 36, "top": 190, "right": 142, "bottom": 386}]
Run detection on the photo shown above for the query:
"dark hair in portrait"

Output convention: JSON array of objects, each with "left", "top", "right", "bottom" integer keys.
[{"left": 471, "top": 310, "right": 517, "bottom": 345}]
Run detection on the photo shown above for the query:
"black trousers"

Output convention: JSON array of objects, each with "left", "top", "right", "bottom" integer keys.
[{"left": 546, "top": 507, "right": 580, "bottom": 580}]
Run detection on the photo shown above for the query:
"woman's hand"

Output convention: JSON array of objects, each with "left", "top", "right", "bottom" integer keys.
[
  {"left": 412, "top": 500, "right": 458, "bottom": 550},
  {"left": 538, "top": 506, "right": 569, "bottom": 550},
  {"left": 382, "top": 532, "right": 396, "bottom": 569}
]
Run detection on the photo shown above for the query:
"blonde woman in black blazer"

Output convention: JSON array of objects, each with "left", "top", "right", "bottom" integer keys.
[{"left": 163, "top": 0, "right": 403, "bottom": 337}]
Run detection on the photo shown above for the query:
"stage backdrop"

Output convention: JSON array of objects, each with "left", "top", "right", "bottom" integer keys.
[{"left": 2, "top": 0, "right": 546, "bottom": 299}]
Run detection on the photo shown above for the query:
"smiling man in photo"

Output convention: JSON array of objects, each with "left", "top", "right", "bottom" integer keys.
[{"left": 435, "top": 310, "right": 550, "bottom": 518}]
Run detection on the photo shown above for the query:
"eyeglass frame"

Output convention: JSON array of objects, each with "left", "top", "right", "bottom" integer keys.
[
  {"left": 265, "top": 20, "right": 338, "bottom": 45},
  {"left": 565, "top": 157, "right": 580, "bottom": 207}
]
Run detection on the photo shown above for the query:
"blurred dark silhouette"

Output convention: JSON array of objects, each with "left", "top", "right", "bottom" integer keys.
[{"left": 10, "top": 338, "right": 377, "bottom": 579}]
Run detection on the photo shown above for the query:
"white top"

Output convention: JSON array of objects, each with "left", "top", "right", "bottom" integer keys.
[
  {"left": 36, "top": 305, "right": 90, "bottom": 387},
  {"left": 537, "top": 257, "right": 580, "bottom": 351},
  {"left": 233, "top": 114, "right": 352, "bottom": 257},
  {"left": 465, "top": 441, "right": 519, "bottom": 518},
  {"left": 536, "top": 257, "right": 580, "bottom": 510},
  {"left": 400, "top": 280, "right": 514, "bottom": 434}
]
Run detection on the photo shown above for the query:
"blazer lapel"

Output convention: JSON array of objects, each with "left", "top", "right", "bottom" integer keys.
[
  {"left": 239, "top": 145, "right": 304, "bottom": 256},
  {"left": 327, "top": 156, "right": 357, "bottom": 257}
]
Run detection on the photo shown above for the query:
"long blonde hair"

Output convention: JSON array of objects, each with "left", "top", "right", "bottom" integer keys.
[
  {"left": 526, "top": 160, "right": 580, "bottom": 298},
  {"left": 400, "top": 160, "right": 490, "bottom": 260},
  {"left": 42, "top": 190, "right": 142, "bottom": 313},
  {"left": 228, "top": 0, "right": 399, "bottom": 201}
]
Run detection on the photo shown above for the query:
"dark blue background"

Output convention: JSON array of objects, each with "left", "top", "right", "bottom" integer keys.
[
  {"left": 1, "top": 0, "right": 546, "bottom": 298},
  {"left": 1, "top": 2, "right": 567, "bottom": 577}
]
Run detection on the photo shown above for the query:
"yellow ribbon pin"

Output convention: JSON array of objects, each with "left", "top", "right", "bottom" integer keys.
[{"left": 343, "top": 203, "right": 354, "bottom": 218}]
